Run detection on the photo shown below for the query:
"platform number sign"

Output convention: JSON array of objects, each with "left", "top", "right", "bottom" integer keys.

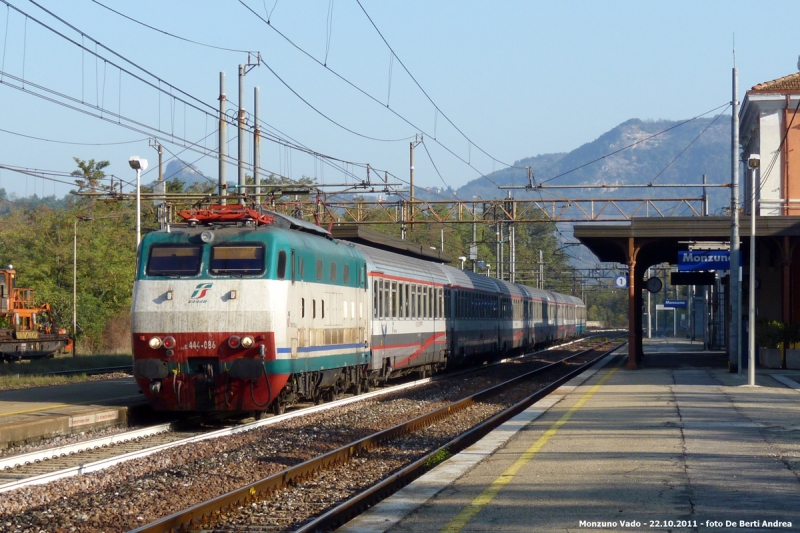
[{"left": 614, "top": 275, "right": 627, "bottom": 289}]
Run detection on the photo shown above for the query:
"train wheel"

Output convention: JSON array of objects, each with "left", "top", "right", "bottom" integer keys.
[
  {"left": 272, "top": 402, "right": 286, "bottom": 416},
  {"left": 252, "top": 410, "right": 269, "bottom": 421},
  {"left": 353, "top": 382, "right": 362, "bottom": 396}
]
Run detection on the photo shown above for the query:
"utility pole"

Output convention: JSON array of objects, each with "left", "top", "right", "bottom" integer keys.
[
  {"left": 218, "top": 72, "right": 227, "bottom": 204},
  {"left": 409, "top": 135, "right": 423, "bottom": 232},
  {"left": 254, "top": 86, "right": 261, "bottom": 206},
  {"left": 238, "top": 64, "right": 246, "bottom": 204},
  {"left": 471, "top": 201, "right": 477, "bottom": 273},
  {"left": 539, "top": 249, "right": 544, "bottom": 290},
  {"left": 149, "top": 139, "right": 164, "bottom": 228},
  {"left": 510, "top": 225, "right": 516, "bottom": 283},
  {"left": 730, "top": 66, "right": 742, "bottom": 374}
]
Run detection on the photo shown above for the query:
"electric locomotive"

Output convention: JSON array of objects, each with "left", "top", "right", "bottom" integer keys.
[{"left": 131, "top": 205, "right": 585, "bottom": 415}]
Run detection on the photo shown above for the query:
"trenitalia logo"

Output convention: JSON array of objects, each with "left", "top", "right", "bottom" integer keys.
[{"left": 189, "top": 283, "right": 213, "bottom": 302}]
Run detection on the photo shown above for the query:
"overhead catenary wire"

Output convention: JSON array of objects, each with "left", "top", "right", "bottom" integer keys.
[
  {"left": 540, "top": 102, "right": 731, "bottom": 185},
  {"left": 353, "top": 0, "right": 521, "bottom": 171},
  {"left": 649, "top": 104, "right": 730, "bottom": 185},
  {"left": 236, "top": 0, "right": 503, "bottom": 189},
  {"left": 0, "top": 126, "right": 147, "bottom": 146},
  {"left": 90, "top": 0, "right": 259, "bottom": 55}
]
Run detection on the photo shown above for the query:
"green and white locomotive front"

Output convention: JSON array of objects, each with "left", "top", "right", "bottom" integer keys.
[{"left": 132, "top": 224, "right": 290, "bottom": 411}]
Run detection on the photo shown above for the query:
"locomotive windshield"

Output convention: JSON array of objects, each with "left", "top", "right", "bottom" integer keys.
[
  {"left": 146, "top": 245, "right": 202, "bottom": 276},
  {"left": 210, "top": 244, "right": 265, "bottom": 275}
]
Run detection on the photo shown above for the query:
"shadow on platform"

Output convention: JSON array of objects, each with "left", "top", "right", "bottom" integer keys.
[{"left": 641, "top": 337, "right": 727, "bottom": 369}]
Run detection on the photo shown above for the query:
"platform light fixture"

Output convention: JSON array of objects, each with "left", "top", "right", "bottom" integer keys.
[{"left": 129, "top": 156, "right": 149, "bottom": 247}]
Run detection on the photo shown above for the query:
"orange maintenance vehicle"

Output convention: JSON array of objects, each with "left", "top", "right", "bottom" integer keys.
[{"left": 0, "top": 267, "right": 70, "bottom": 362}]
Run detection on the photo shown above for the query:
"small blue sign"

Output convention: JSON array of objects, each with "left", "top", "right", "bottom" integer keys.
[
  {"left": 664, "top": 299, "right": 687, "bottom": 308},
  {"left": 678, "top": 250, "right": 730, "bottom": 272},
  {"left": 614, "top": 275, "right": 627, "bottom": 289}
]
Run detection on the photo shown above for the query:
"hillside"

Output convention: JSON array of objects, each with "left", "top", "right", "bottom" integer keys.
[{"left": 455, "top": 117, "right": 731, "bottom": 214}]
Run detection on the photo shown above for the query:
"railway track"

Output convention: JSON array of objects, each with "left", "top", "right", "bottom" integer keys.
[
  {"left": 129, "top": 337, "right": 624, "bottom": 533},
  {"left": 0, "top": 335, "right": 598, "bottom": 490},
  {"left": 0, "top": 335, "right": 619, "bottom": 532}
]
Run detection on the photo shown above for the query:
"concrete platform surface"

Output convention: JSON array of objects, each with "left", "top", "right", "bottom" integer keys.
[
  {"left": 341, "top": 353, "right": 800, "bottom": 533},
  {"left": 0, "top": 377, "right": 145, "bottom": 448}
]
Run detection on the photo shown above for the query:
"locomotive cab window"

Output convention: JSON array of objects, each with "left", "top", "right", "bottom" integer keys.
[
  {"left": 147, "top": 244, "right": 202, "bottom": 276},
  {"left": 210, "top": 244, "right": 265, "bottom": 275}
]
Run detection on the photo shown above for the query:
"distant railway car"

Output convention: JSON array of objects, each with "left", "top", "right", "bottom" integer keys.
[{"left": 131, "top": 206, "right": 585, "bottom": 415}]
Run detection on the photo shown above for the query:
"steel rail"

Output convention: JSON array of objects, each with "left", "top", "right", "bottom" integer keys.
[
  {"left": 297, "top": 341, "right": 625, "bottom": 533},
  {"left": 128, "top": 337, "right": 624, "bottom": 533},
  {"left": 0, "top": 423, "right": 172, "bottom": 472},
  {"left": 0, "top": 368, "right": 435, "bottom": 494},
  {"left": 0, "top": 337, "right": 591, "bottom": 495},
  {"left": 43, "top": 365, "right": 133, "bottom": 377}
]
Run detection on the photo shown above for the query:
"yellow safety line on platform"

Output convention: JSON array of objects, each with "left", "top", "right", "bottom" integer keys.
[
  {"left": 440, "top": 363, "right": 621, "bottom": 533},
  {"left": 0, "top": 395, "right": 141, "bottom": 418}
]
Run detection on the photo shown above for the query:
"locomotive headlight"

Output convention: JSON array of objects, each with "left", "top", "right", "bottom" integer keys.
[
  {"left": 162, "top": 336, "right": 176, "bottom": 350},
  {"left": 200, "top": 230, "right": 214, "bottom": 243},
  {"left": 241, "top": 335, "right": 254, "bottom": 348},
  {"left": 148, "top": 337, "right": 163, "bottom": 349},
  {"left": 228, "top": 336, "right": 241, "bottom": 349}
]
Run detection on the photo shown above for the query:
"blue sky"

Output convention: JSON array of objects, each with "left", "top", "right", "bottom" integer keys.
[{"left": 0, "top": 0, "right": 798, "bottom": 199}]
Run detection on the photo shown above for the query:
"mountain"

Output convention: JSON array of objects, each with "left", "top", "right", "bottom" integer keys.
[
  {"left": 156, "top": 159, "right": 214, "bottom": 187},
  {"left": 455, "top": 117, "right": 732, "bottom": 214}
]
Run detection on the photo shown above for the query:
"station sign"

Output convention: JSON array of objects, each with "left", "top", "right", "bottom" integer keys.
[
  {"left": 664, "top": 299, "right": 687, "bottom": 308},
  {"left": 678, "top": 250, "right": 729, "bottom": 272},
  {"left": 614, "top": 275, "right": 627, "bottom": 289}
]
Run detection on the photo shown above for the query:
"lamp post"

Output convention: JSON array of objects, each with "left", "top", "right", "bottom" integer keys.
[
  {"left": 128, "top": 156, "right": 149, "bottom": 247},
  {"left": 747, "top": 154, "right": 760, "bottom": 386},
  {"left": 458, "top": 256, "right": 467, "bottom": 270}
]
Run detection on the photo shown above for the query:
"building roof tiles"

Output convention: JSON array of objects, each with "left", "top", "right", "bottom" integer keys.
[{"left": 751, "top": 71, "right": 800, "bottom": 92}]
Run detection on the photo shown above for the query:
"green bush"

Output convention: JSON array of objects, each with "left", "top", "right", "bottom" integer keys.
[{"left": 755, "top": 319, "right": 784, "bottom": 349}]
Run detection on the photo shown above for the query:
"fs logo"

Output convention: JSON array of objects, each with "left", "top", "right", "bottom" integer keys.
[{"left": 189, "top": 283, "right": 213, "bottom": 302}]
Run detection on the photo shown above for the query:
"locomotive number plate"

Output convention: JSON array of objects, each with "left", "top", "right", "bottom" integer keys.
[{"left": 188, "top": 340, "right": 217, "bottom": 350}]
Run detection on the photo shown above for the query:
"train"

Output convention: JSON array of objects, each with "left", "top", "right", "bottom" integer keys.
[{"left": 131, "top": 205, "right": 585, "bottom": 414}]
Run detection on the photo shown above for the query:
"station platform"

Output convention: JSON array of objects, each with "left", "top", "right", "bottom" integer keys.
[
  {"left": 0, "top": 377, "right": 146, "bottom": 449},
  {"left": 340, "top": 339, "right": 800, "bottom": 533}
]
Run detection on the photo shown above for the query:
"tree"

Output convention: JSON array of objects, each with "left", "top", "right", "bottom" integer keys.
[{"left": 71, "top": 158, "right": 110, "bottom": 192}]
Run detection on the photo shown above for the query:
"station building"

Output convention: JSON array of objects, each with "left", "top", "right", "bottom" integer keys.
[{"left": 574, "top": 68, "right": 800, "bottom": 370}]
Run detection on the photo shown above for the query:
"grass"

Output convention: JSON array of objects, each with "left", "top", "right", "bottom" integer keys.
[
  {"left": 424, "top": 447, "right": 452, "bottom": 468},
  {"left": 0, "top": 353, "right": 133, "bottom": 389}
]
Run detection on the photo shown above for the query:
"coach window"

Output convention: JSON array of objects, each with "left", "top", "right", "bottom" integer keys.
[
  {"left": 391, "top": 281, "right": 398, "bottom": 318},
  {"left": 343, "top": 264, "right": 350, "bottom": 284},
  {"left": 330, "top": 263, "right": 337, "bottom": 282},
  {"left": 316, "top": 260, "right": 323, "bottom": 281},
  {"left": 378, "top": 279, "right": 384, "bottom": 319},
  {"left": 373, "top": 280, "right": 378, "bottom": 318},
  {"left": 313, "top": 299, "right": 317, "bottom": 319}
]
